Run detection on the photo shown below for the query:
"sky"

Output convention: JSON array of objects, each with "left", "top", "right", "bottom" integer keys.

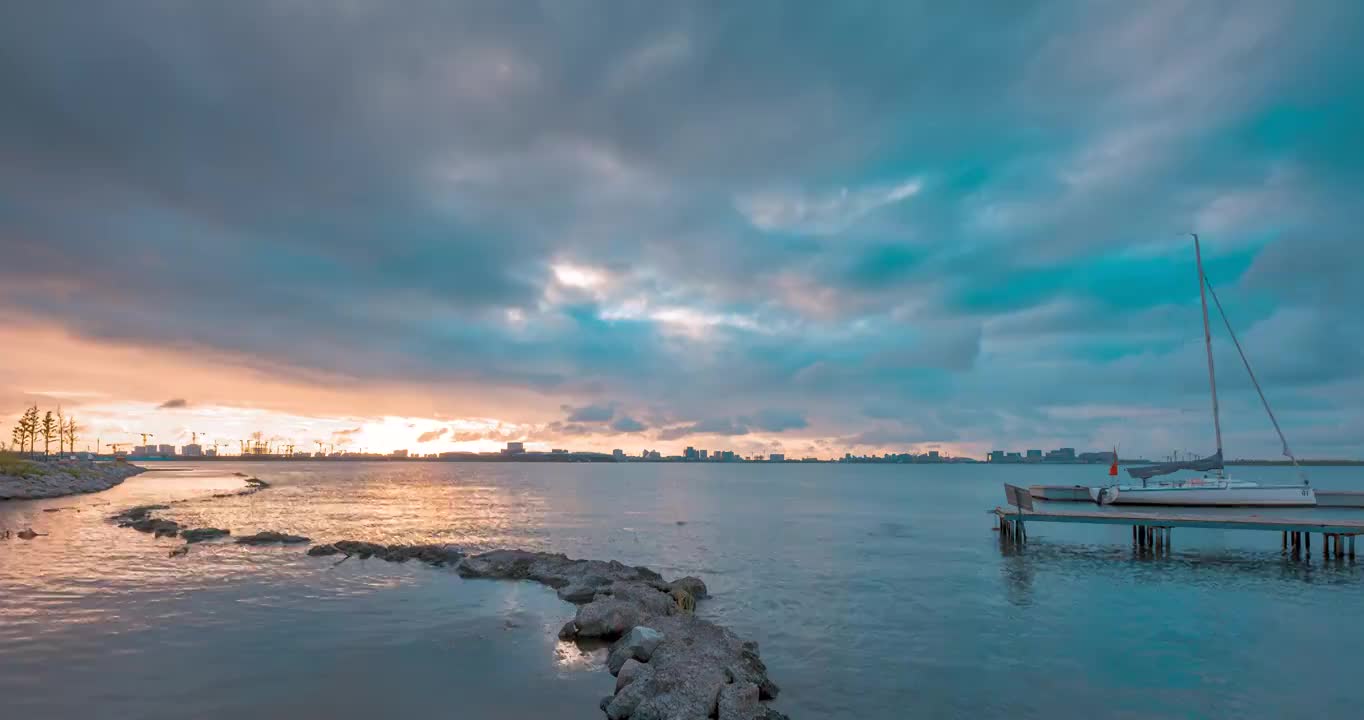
[{"left": 2, "top": 1, "right": 1362, "bottom": 460}]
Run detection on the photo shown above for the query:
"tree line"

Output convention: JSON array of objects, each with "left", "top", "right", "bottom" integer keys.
[{"left": 7, "top": 405, "right": 80, "bottom": 458}]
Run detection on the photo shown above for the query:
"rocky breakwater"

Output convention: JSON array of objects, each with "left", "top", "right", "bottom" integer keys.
[
  {"left": 1, "top": 458, "right": 146, "bottom": 500},
  {"left": 456, "top": 549, "right": 788, "bottom": 720}
]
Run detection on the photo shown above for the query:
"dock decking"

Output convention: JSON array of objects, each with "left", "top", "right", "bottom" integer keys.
[{"left": 996, "top": 484, "right": 1363, "bottom": 559}]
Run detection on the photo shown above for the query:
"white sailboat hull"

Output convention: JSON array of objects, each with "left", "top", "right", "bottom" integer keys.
[{"left": 1089, "top": 483, "right": 1316, "bottom": 507}]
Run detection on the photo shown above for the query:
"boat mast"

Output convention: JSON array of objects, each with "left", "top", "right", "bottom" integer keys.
[{"left": 1192, "top": 234, "right": 1224, "bottom": 474}]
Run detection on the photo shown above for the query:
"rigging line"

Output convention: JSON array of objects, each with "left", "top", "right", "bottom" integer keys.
[{"left": 1202, "top": 276, "right": 1309, "bottom": 485}]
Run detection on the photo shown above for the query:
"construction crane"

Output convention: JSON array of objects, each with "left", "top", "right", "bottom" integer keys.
[
  {"left": 315, "top": 440, "right": 325, "bottom": 455},
  {"left": 191, "top": 431, "right": 200, "bottom": 444},
  {"left": 108, "top": 443, "right": 128, "bottom": 455},
  {"left": 139, "top": 433, "right": 154, "bottom": 446}
]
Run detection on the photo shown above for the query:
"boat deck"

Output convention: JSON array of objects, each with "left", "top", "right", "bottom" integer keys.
[{"left": 1028, "top": 485, "right": 1364, "bottom": 508}]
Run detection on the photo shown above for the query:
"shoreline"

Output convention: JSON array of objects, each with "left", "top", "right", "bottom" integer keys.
[
  {"left": 106, "top": 474, "right": 789, "bottom": 720},
  {"left": 0, "top": 459, "right": 147, "bottom": 500}
]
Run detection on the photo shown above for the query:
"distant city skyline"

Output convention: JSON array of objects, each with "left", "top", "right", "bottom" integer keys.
[{"left": 3, "top": 3, "right": 1362, "bottom": 461}]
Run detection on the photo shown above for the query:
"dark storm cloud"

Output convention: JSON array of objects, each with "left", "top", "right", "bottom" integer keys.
[{"left": 563, "top": 402, "right": 615, "bottom": 423}]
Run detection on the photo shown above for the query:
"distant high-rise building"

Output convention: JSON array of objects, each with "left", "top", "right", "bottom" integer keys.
[
  {"left": 719, "top": 450, "right": 736, "bottom": 462},
  {"left": 391, "top": 449, "right": 409, "bottom": 457},
  {"left": 769, "top": 453, "right": 785, "bottom": 462},
  {"left": 684, "top": 446, "right": 699, "bottom": 461},
  {"left": 647, "top": 450, "right": 661, "bottom": 460},
  {"left": 181, "top": 443, "right": 203, "bottom": 457},
  {"left": 205, "top": 447, "right": 218, "bottom": 457},
  {"left": 612, "top": 449, "right": 625, "bottom": 460},
  {"left": 157, "top": 444, "right": 175, "bottom": 457},
  {"left": 928, "top": 450, "right": 940, "bottom": 460},
  {"left": 1026, "top": 449, "right": 1042, "bottom": 462},
  {"left": 988, "top": 450, "right": 1005, "bottom": 463},
  {"left": 699, "top": 449, "right": 708, "bottom": 460},
  {"left": 551, "top": 448, "right": 568, "bottom": 454},
  {"left": 1005, "top": 452, "right": 1022, "bottom": 463},
  {"left": 503, "top": 441, "right": 525, "bottom": 455}
]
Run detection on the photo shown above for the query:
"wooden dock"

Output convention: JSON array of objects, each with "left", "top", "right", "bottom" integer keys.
[{"left": 997, "top": 485, "right": 1362, "bottom": 559}]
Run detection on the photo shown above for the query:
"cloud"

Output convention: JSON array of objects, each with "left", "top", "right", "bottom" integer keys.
[
  {"left": 332, "top": 427, "right": 361, "bottom": 436},
  {"left": 417, "top": 427, "right": 449, "bottom": 443},
  {"left": 1, "top": 3, "right": 1362, "bottom": 458},
  {"left": 563, "top": 402, "right": 615, "bottom": 422},
  {"left": 610, "top": 416, "right": 647, "bottom": 433},
  {"left": 158, "top": 398, "right": 188, "bottom": 409},
  {"left": 735, "top": 178, "right": 923, "bottom": 236},
  {"left": 746, "top": 409, "right": 808, "bottom": 432}
]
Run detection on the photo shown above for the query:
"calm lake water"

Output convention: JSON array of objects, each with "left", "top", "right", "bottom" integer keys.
[{"left": 2, "top": 461, "right": 1363, "bottom": 719}]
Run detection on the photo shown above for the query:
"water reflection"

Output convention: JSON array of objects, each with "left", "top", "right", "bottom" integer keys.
[{"left": 3, "top": 461, "right": 1364, "bottom": 719}]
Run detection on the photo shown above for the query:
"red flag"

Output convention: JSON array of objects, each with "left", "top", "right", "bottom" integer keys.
[{"left": 1109, "top": 446, "right": 1119, "bottom": 476}]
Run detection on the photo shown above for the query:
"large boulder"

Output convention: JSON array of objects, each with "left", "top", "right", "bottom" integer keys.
[
  {"left": 718, "top": 682, "right": 761, "bottom": 720},
  {"left": 605, "top": 664, "right": 657, "bottom": 720},
  {"left": 573, "top": 598, "right": 646, "bottom": 640},
  {"left": 609, "top": 625, "right": 666, "bottom": 673},
  {"left": 669, "top": 576, "right": 709, "bottom": 599},
  {"left": 615, "top": 658, "right": 646, "bottom": 694}
]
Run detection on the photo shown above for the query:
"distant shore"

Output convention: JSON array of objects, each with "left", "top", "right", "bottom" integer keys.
[
  {"left": 102, "top": 455, "right": 1364, "bottom": 467},
  {"left": 0, "top": 457, "right": 147, "bottom": 500}
]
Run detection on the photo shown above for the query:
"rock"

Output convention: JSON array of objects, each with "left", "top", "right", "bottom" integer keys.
[
  {"left": 607, "top": 645, "right": 633, "bottom": 676},
  {"left": 181, "top": 527, "right": 230, "bottom": 543},
  {"left": 111, "top": 504, "right": 169, "bottom": 525},
  {"left": 557, "top": 620, "right": 578, "bottom": 640},
  {"left": 611, "top": 625, "right": 664, "bottom": 670},
  {"left": 556, "top": 580, "right": 604, "bottom": 604},
  {"left": 17, "top": 528, "right": 44, "bottom": 540},
  {"left": 615, "top": 658, "right": 645, "bottom": 694},
  {"left": 307, "top": 544, "right": 339, "bottom": 556},
  {"left": 333, "top": 540, "right": 386, "bottom": 559},
  {"left": 234, "top": 531, "right": 310, "bottom": 545},
  {"left": 244, "top": 477, "right": 270, "bottom": 487},
  {"left": 669, "top": 576, "right": 709, "bottom": 599},
  {"left": 168, "top": 545, "right": 189, "bottom": 557},
  {"left": 599, "top": 696, "right": 613, "bottom": 713},
  {"left": 605, "top": 664, "right": 656, "bottom": 720},
  {"left": 572, "top": 597, "right": 646, "bottom": 640},
  {"left": 604, "top": 581, "right": 677, "bottom": 617},
  {"left": 718, "top": 682, "right": 761, "bottom": 720}
]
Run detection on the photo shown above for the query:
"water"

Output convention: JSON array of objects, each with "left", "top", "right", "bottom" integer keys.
[{"left": 2, "top": 462, "right": 1363, "bottom": 719}]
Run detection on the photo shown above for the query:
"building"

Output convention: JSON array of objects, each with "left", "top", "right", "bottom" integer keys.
[
  {"left": 699, "top": 449, "right": 708, "bottom": 460},
  {"left": 205, "top": 447, "right": 218, "bottom": 457},
  {"left": 719, "top": 450, "right": 737, "bottom": 462},
  {"left": 769, "top": 453, "right": 785, "bottom": 462},
  {"left": 988, "top": 450, "right": 1005, "bottom": 463},
  {"left": 391, "top": 449, "right": 409, "bottom": 458},
  {"left": 1045, "top": 447, "right": 1077, "bottom": 462},
  {"left": 503, "top": 441, "right": 525, "bottom": 455},
  {"left": 612, "top": 449, "right": 625, "bottom": 460},
  {"left": 181, "top": 443, "right": 203, "bottom": 457},
  {"left": 927, "top": 450, "right": 941, "bottom": 461},
  {"left": 1005, "top": 452, "right": 1022, "bottom": 462},
  {"left": 1026, "top": 449, "right": 1042, "bottom": 462},
  {"left": 157, "top": 444, "right": 176, "bottom": 457},
  {"left": 646, "top": 450, "right": 662, "bottom": 460},
  {"left": 684, "top": 446, "right": 699, "bottom": 461}
]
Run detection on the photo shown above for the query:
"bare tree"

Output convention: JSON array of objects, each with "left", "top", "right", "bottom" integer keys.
[
  {"left": 64, "top": 418, "right": 79, "bottom": 455},
  {"left": 56, "top": 406, "right": 65, "bottom": 455},
  {"left": 41, "top": 411, "right": 58, "bottom": 458}
]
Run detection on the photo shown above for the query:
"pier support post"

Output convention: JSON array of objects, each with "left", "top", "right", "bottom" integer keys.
[
  {"left": 1282, "top": 531, "right": 1287, "bottom": 552},
  {"left": 1307, "top": 532, "right": 1311, "bottom": 553},
  {"left": 1351, "top": 535, "right": 1356, "bottom": 560}
]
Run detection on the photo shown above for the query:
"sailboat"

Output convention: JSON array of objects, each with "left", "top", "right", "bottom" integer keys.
[{"left": 1089, "top": 234, "right": 1316, "bottom": 507}]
